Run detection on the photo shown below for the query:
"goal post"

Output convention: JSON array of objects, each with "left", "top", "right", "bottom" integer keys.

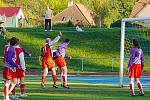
[{"left": 120, "top": 17, "right": 150, "bottom": 87}]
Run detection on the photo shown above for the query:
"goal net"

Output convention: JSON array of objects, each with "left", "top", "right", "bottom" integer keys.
[{"left": 120, "top": 17, "right": 150, "bottom": 87}]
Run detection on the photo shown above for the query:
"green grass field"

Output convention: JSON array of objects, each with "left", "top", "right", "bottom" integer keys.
[
  {"left": 0, "top": 76, "right": 150, "bottom": 100},
  {"left": 0, "top": 27, "right": 150, "bottom": 73}
]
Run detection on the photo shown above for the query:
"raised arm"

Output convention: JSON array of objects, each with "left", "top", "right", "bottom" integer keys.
[
  {"left": 48, "top": 32, "right": 62, "bottom": 46},
  {"left": 49, "top": 36, "right": 60, "bottom": 46},
  {"left": 20, "top": 46, "right": 31, "bottom": 57}
]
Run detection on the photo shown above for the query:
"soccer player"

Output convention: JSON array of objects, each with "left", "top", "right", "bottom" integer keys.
[
  {"left": 10, "top": 38, "right": 27, "bottom": 98},
  {"left": 41, "top": 32, "right": 62, "bottom": 88},
  {"left": 53, "top": 39, "right": 71, "bottom": 88},
  {"left": 3, "top": 37, "right": 20, "bottom": 100},
  {"left": 127, "top": 39, "right": 144, "bottom": 96}
]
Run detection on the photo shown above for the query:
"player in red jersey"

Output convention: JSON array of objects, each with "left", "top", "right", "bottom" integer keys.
[
  {"left": 53, "top": 39, "right": 71, "bottom": 88},
  {"left": 3, "top": 37, "right": 20, "bottom": 100},
  {"left": 9, "top": 38, "right": 27, "bottom": 99},
  {"left": 41, "top": 32, "right": 62, "bottom": 88},
  {"left": 127, "top": 39, "right": 144, "bottom": 96}
]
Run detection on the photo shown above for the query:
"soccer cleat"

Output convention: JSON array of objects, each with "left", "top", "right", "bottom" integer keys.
[
  {"left": 53, "top": 84, "right": 58, "bottom": 88},
  {"left": 20, "top": 93, "right": 28, "bottom": 98},
  {"left": 41, "top": 83, "right": 45, "bottom": 88},
  {"left": 137, "top": 93, "right": 144, "bottom": 96},
  {"left": 62, "top": 84, "right": 70, "bottom": 89},
  {"left": 130, "top": 93, "right": 135, "bottom": 97},
  {"left": 11, "top": 95, "right": 19, "bottom": 99},
  {"left": 15, "top": 83, "right": 20, "bottom": 87}
]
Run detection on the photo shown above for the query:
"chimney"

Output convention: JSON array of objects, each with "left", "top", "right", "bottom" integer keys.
[{"left": 68, "top": 0, "right": 73, "bottom": 7}]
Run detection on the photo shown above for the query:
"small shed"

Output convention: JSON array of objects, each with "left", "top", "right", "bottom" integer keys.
[{"left": 0, "top": 7, "right": 25, "bottom": 27}]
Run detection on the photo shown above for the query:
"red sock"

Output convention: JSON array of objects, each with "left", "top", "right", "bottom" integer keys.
[
  {"left": 4, "top": 83, "right": 9, "bottom": 99},
  {"left": 137, "top": 82, "right": 143, "bottom": 94},
  {"left": 8, "top": 83, "right": 12, "bottom": 90},
  {"left": 12, "top": 87, "right": 16, "bottom": 95},
  {"left": 52, "top": 75, "right": 57, "bottom": 85},
  {"left": 4, "top": 86, "right": 7, "bottom": 99},
  {"left": 61, "top": 76, "right": 65, "bottom": 85},
  {"left": 20, "top": 84, "right": 25, "bottom": 94},
  {"left": 130, "top": 83, "right": 134, "bottom": 95},
  {"left": 42, "top": 76, "right": 46, "bottom": 83}
]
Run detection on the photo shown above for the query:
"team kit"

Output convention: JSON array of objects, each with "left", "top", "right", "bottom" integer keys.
[{"left": 2, "top": 32, "right": 144, "bottom": 100}]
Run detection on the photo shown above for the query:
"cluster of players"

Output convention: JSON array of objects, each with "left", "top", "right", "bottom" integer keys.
[
  {"left": 2, "top": 31, "right": 145, "bottom": 100},
  {"left": 2, "top": 32, "right": 71, "bottom": 100}
]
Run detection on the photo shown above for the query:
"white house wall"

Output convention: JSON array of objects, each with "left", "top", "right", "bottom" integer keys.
[
  {"left": 17, "top": 9, "right": 25, "bottom": 19},
  {"left": 137, "top": 4, "right": 150, "bottom": 17},
  {"left": 136, "top": 4, "right": 150, "bottom": 26}
]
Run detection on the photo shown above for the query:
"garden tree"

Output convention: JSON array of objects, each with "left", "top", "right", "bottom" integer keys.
[
  {"left": 104, "top": 0, "right": 138, "bottom": 27},
  {"left": 89, "top": 0, "right": 111, "bottom": 28},
  {"left": 118, "top": 0, "right": 138, "bottom": 18},
  {"left": 0, "top": 0, "right": 5, "bottom": 6},
  {"left": 86, "top": 0, "right": 138, "bottom": 27},
  {"left": 2, "top": 0, "right": 138, "bottom": 27}
]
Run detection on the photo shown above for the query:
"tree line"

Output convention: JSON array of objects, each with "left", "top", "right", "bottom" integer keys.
[{"left": 0, "top": 0, "right": 138, "bottom": 27}]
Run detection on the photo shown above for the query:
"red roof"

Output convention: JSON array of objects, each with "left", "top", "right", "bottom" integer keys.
[{"left": 0, "top": 7, "right": 21, "bottom": 17}]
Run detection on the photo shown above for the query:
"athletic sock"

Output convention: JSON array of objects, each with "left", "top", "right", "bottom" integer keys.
[
  {"left": 4, "top": 83, "right": 9, "bottom": 99},
  {"left": 8, "top": 82, "right": 16, "bottom": 94},
  {"left": 52, "top": 75, "right": 57, "bottom": 85},
  {"left": 42, "top": 76, "right": 46, "bottom": 84},
  {"left": 20, "top": 84, "right": 25, "bottom": 94},
  {"left": 62, "top": 75, "right": 67, "bottom": 85},
  {"left": 137, "top": 81, "right": 144, "bottom": 94},
  {"left": 12, "top": 87, "right": 16, "bottom": 95},
  {"left": 129, "top": 81, "right": 134, "bottom": 95}
]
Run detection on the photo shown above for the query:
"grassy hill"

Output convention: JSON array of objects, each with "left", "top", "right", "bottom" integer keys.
[{"left": 0, "top": 27, "right": 149, "bottom": 73}]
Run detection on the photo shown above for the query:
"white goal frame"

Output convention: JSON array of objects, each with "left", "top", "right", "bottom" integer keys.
[{"left": 120, "top": 17, "right": 150, "bottom": 87}]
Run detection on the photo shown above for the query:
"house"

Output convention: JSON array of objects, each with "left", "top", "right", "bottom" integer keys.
[
  {"left": 130, "top": 0, "right": 150, "bottom": 17},
  {"left": 130, "top": 0, "right": 150, "bottom": 26},
  {"left": 52, "top": 3, "right": 95, "bottom": 26},
  {"left": 0, "top": 7, "right": 25, "bottom": 27}
]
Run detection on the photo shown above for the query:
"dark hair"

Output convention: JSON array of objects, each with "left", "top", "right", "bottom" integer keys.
[
  {"left": 10, "top": 37, "right": 17, "bottom": 46},
  {"left": 64, "top": 39, "right": 70, "bottom": 43},
  {"left": 5, "top": 39, "right": 10, "bottom": 45},
  {"left": 16, "top": 38, "right": 20, "bottom": 45},
  {"left": 133, "top": 39, "right": 140, "bottom": 49}
]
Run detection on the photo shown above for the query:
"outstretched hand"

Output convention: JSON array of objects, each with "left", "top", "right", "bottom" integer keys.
[
  {"left": 126, "top": 68, "right": 130, "bottom": 75},
  {"left": 65, "top": 55, "right": 72, "bottom": 60},
  {"left": 58, "top": 31, "right": 62, "bottom": 37}
]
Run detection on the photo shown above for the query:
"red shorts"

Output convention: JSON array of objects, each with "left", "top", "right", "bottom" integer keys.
[
  {"left": 55, "top": 56, "right": 66, "bottom": 68},
  {"left": 42, "top": 57, "right": 55, "bottom": 69},
  {"left": 129, "top": 64, "right": 142, "bottom": 78},
  {"left": 3, "top": 67, "right": 17, "bottom": 80},
  {"left": 16, "top": 68, "right": 25, "bottom": 78}
]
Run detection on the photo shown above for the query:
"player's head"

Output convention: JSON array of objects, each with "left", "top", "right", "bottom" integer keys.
[
  {"left": 132, "top": 39, "right": 140, "bottom": 49},
  {"left": 6, "top": 39, "right": 10, "bottom": 45},
  {"left": 46, "top": 38, "right": 51, "bottom": 43},
  {"left": 10, "top": 37, "right": 17, "bottom": 46},
  {"left": 64, "top": 39, "right": 70, "bottom": 45},
  {"left": 16, "top": 38, "right": 20, "bottom": 45},
  {"left": 46, "top": 6, "right": 50, "bottom": 10}
]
